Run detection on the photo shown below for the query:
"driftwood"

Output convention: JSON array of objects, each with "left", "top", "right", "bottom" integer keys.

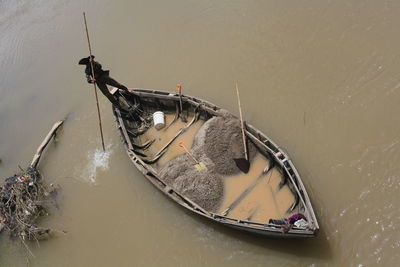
[
  {"left": 0, "top": 120, "right": 64, "bottom": 248},
  {"left": 30, "top": 121, "right": 64, "bottom": 168}
]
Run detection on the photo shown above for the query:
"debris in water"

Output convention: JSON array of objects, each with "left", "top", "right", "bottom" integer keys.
[
  {"left": 0, "top": 168, "right": 59, "bottom": 240},
  {"left": 0, "top": 120, "right": 65, "bottom": 254}
]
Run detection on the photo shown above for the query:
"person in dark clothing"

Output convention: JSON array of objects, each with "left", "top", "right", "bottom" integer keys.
[{"left": 78, "top": 55, "right": 129, "bottom": 107}]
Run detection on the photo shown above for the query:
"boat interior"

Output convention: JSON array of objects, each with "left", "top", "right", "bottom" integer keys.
[{"left": 114, "top": 89, "right": 311, "bottom": 230}]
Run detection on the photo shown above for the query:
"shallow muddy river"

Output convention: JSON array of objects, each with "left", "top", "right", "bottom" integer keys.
[{"left": 1, "top": 0, "right": 399, "bottom": 266}]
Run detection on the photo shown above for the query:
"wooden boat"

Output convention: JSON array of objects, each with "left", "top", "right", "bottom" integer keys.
[{"left": 112, "top": 88, "right": 319, "bottom": 238}]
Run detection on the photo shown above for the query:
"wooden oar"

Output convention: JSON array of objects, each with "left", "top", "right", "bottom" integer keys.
[
  {"left": 176, "top": 84, "right": 187, "bottom": 122},
  {"left": 233, "top": 83, "right": 250, "bottom": 173},
  {"left": 178, "top": 141, "right": 207, "bottom": 171}
]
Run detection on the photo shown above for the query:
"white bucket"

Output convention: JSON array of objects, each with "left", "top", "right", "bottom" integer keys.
[{"left": 153, "top": 111, "right": 165, "bottom": 130}]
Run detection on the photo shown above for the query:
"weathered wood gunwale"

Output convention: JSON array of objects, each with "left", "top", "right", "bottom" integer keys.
[{"left": 113, "top": 88, "right": 319, "bottom": 238}]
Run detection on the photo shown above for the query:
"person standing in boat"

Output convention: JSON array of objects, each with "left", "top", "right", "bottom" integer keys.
[{"left": 78, "top": 55, "right": 129, "bottom": 108}]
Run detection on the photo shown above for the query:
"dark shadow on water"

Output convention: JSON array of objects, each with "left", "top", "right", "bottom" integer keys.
[
  {"left": 221, "top": 224, "right": 331, "bottom": 260},
  {"left": 182, "top": 207, "right": 332, "bottom": 261}
]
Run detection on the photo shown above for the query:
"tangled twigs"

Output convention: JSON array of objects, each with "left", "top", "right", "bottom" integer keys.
[
  {"left": 0, "top": 167, "right": 56, "bottom": 240},
  {"left": 0, "top": 120, "right": 64, "bottom": 249}
]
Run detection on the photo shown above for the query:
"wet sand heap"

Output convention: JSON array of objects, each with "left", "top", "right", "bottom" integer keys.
[{"left": 159, "top": 113, "right": 257, "bottom": 212}]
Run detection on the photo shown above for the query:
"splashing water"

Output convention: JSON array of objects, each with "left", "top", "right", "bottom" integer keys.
[{"left": 81, "top": 145, "right": 113, "bottom": 184}]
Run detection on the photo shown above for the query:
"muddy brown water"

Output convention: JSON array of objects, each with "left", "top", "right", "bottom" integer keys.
[{"left": 1, "top": 0, "right": 399, "bottom": 266}]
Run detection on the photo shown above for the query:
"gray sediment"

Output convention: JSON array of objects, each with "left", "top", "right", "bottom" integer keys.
[
  {"left": 159, "top": 113, "right": 257, "bottom": 212},
  {"left": 192, "top": 113, "right": 257, "bottom": 176}
]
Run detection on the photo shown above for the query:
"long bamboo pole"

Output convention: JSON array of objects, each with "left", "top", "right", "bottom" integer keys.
[
  {"left": 83, "top": 12, "right": 105, "bottom": 151},
  {"left": 236, "top": 83, "right": 248, "bottom": 160}
]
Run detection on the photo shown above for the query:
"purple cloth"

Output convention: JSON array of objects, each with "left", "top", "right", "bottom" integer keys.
[{"left": 287, "top": 213, "right": 306, "bottom": 224}]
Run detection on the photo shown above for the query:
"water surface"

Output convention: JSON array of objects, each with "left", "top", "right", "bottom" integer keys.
[{"left": 0, "top": 0, "right": 399, "bottom": 266}]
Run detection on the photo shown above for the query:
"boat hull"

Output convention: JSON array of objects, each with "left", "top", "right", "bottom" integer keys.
[{"left": 113, "top": 88, "right": 319, "bottom": 238}]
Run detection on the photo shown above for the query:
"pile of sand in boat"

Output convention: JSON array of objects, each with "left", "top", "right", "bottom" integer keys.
[{"left": 159, "top": 111, "right": 256, "bottom": 212}]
